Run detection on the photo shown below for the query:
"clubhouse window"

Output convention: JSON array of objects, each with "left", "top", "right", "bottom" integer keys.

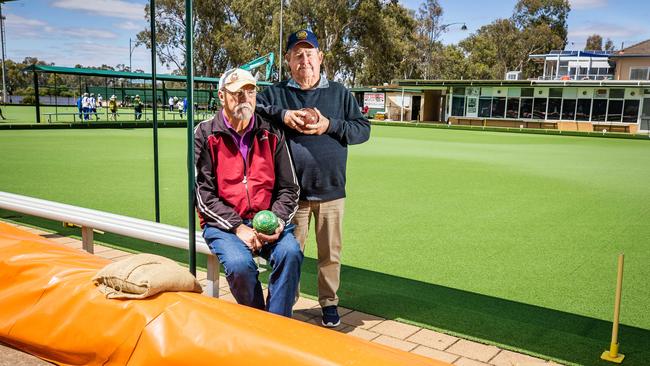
[
  {"left": 451, "top": 96, "right": 465, "bottom": 116},
  {"left": 520, "top": 98, "right": 533, "bottom": 118},
  {"left": 623, "top": 100, "right": 640, "bottom": 122},
  {"left": 506, "top": 98, "right": 520, "bottom": 118},
  {"left": 547, "top": 98, "right": 562, "bottom": 120},
  {"left": 549, "top": 88, "right": 563, "bottom": 98},
  {"left": 521, "top": 88, "right": 534, "bottom": 98},
  {"left": 630, "top": 68, "right": 649, "bottom": 80},
  {"left": 561, "top": 99, "right": 576, "bottom": 120},
  {"left": 592, "top": 99, "right": 607, "bottom": 121},
  {"left": 576, "top": 99, "right": 591, "bottom": 121},
  {"left": 607, "top": 99, "right": 623, "bottom": 122},
  {"left": 478, "top": 97, "right": 492, "bottom": 117},
  {"left": 609, "top": 89, "right": 625, "bottom": 99},
  {"left": 491, "top": 97, "right": 506, "bottom": 118},
  {"left": 533, "top": 98, "right": 547, "bottom": 119}
]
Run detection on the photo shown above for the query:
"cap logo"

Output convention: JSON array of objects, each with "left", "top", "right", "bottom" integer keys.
[
  {"left": 297, "top": 30, "right": 308, "bottom": 40},
  {"left": 228, "top": 73, "right": 239, "bottom": 83}
]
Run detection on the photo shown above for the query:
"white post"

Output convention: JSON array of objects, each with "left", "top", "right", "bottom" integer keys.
[
  {"left": 81, "top": 226, "right": 94, "bottom": 254},
  {"left": 206, "top": 255, "right": 220, "bottom": 298},
  {"left": 400, "top": 87, "right": 405, "bottom": 123}
]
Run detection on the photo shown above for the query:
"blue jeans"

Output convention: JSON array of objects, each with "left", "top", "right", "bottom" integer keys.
[{"left": 203, "top": 222, "right": 303, "bottom": 317}]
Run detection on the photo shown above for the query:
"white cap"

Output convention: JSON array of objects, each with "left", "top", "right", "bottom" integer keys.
[{"left": 218, "top": 68, "right": 256, "bottom": 92}]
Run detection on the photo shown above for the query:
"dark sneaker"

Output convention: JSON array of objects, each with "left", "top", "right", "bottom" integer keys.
[{"left": 321, "top": 305, "right": 341, "bottom": 327}]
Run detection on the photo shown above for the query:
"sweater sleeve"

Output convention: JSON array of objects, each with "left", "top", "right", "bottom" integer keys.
[
  {"left": 256, "top": 88, "right": 286, "bottom": 127},
  {"left": 325, "top": 86, "right": 371, "bottom": 145},
  {"left": 194, "top": 122, "right": 243, "bottom": 231}
]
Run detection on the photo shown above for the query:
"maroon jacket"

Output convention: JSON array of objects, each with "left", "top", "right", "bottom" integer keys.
[{"left": 194, "top": 111, "right": 299, "bottom": 231}]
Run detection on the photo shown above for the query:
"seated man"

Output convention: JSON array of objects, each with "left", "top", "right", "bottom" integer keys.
[{"left": 194, "top": 68, "right": 303, "bottom": 318}]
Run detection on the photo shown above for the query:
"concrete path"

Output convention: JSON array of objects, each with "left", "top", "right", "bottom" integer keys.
[{"left": 1, "top": 221, "right": 565, "bottom": 366}]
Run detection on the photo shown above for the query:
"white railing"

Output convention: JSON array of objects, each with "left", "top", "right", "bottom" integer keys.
[
  {"left": 537, "top": 74, "right": 614, "bottom": 81},
  {"left": 0, "top": 191, "right": 221, "bottom": 297}
]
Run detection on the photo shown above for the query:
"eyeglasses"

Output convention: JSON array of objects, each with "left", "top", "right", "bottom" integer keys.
[{"left": 226, "top": 88, "right": 257, "bottom": 98}]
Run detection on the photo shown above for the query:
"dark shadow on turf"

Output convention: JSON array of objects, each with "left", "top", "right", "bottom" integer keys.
[
  {"left": 3, "top": 210, "right": 648, "bottom": 366},
  {"left": 284, "top": 260, "right": 650, "bottom": 366}
]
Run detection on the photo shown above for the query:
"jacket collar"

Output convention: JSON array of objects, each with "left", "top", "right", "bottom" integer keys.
[
  {"left": 210, "top": 109, "right": 271, "bottom": 135},
  {"left": 287, "top": 75, "right": 329, "bottom": 90}
]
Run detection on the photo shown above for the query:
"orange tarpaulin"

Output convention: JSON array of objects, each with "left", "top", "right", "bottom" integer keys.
[{"left": 0, "top": 222, "right": 450, "bottom": 366}]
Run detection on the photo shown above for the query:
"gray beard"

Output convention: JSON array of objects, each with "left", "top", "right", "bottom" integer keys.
[{"left": 233, "top": 104, "right": 253, "bottom": 121}]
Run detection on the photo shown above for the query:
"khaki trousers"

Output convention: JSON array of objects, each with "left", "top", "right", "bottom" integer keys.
[{"left": 293, "top": 198, "right": 344, "bottom": 307}]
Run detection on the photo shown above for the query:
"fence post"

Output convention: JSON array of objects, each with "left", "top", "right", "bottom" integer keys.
[
  {"left": 81, "top": 226, "right": 94, "bottom": 254},
  {"left": 206, "top": 255, "right": 220, "bottom": 298}
]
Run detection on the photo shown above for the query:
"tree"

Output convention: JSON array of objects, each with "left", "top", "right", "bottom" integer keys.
[
  {"left": 350, "top": 0, "right": 418, "bottom": 85},
  {"left": 459, "top": 19, "right": 523, "bottom": 79},
  {"left": 604, "top": 38, "right": 615, "bottom": 51},
  {"left": 512, "top": 0, "right": 570, "bottom": 48},
  {"left": 431, "top": 44, "right": 470, "bottom": 80},
  {"left": 138, "top": 0, "right": 231, "bottom": 77},
  {"left": 416, "top": 0, "right": 443, "bottom": 79},
  {"left": 585, "top": 34, "right": 603, "bottom": 50},
  {"left": 286, "top": 0, "right": 360, "bottom": 80}
]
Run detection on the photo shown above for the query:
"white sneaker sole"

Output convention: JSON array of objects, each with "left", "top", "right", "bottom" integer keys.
[{"left": 321, "top": 319, "right": 341, "bottom": 328}]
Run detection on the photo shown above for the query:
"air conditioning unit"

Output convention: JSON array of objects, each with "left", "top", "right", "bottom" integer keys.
[{"left": 505, "top": 71, "right": 522, "bottom": 80}]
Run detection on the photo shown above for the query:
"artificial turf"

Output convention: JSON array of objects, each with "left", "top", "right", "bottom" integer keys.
[{"left": 0, "top": 125, "right": 648, "bottom": 365}]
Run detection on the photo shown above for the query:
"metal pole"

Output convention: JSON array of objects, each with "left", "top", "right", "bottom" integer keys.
[
  {"left": 601, "top": 253, "right": 625, "bottom": 363},
  {"left": 161, "top": 81, "right": 166, "bottom": 121},
  {"left": 150, "top": 0, "right": 160, "bottom": 223},
  {"left": 129, "top": 37, "right": 132, "bottom": 73},
  {"left": 33, "top": 69, "right": 40, "bottom": 123},
  {"left": 54, "top": 75, "right": 58, "bottom": 122},
  {"left": 104, "top": 78, "right": 108, "bottom": 120},
  {"left": 185, "top": 0, "right": 196, "bottom": 275},
  {"left": 0, "top": 4, "right": 7, "bottom": 105},
  {"left": 611, "top": 254, "right": 624, "bottom": 347},
  {"left": 278, "top": 0, "right": 283, "bottom": 81}
]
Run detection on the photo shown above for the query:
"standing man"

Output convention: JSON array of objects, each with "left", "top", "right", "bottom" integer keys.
[
  {"left": 133, "top": 95, "right": 143, "bottom": 120},
  {"left": 257, "top": 29, "right": 370, "bottom": 327},
  {"left": 195, "top": 68, "right": 303, "bottom": 318},
  {"left": 108, "top": 95, "right": 118, "bottom": 121},
  {"left": 168, "top": 95, "right": 175, "bottom": 112},
  {"left": 89, "top": 93, "right": 99, "bottom": 120},
  {"left": 76, "top": 94, "right": 83, "bottom": 119},
  {"left": 81, "top": 92, "right": 90, "bottom": 121}
]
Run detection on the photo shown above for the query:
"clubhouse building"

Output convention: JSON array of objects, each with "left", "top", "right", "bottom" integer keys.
[{"left": 352, "top": 40, "right": 650, "bottom": 134}]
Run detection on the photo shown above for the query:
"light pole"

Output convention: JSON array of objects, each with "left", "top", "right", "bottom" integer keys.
[
  {"left": 129, "top": 37, "right": 140, "bottom": 72},
  {"left": 0, "top": 0, "right": 17, "bottom": 105},
  {"left": 1, "top": 10, "right": 7, "bottom": 105},
  {"left": 278, "top": 0, "right": 283, "bottom": 81}
]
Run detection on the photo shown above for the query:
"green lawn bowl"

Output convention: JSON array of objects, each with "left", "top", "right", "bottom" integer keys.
[{"left": 252, "top": 210, "right": 279, "bottom": 235}]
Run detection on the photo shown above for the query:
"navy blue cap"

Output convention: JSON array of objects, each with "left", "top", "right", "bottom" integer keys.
[{"left": 286, "top": 29, "right": 319, "bottom": 52}]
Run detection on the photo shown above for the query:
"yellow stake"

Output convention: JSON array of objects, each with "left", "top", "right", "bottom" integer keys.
[{"left": 601, "top": 253, "right": 625, "bottom": 363}]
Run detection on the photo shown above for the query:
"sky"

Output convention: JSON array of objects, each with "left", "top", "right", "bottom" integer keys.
[{"left": 2, "top": 0, "right": 650, "bottom": 74}]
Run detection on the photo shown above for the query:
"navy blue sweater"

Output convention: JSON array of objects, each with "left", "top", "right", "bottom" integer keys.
[{"left": 257, "top": 79, "right": 370, "bottom": 201}]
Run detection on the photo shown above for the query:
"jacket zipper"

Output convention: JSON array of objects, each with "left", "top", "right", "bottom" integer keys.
[
  {"left": 242, "top": 156, "right": 252, "bottom": 213},
  {"left": 242, "top": 133, "right": 257, "bottom": 214}
]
